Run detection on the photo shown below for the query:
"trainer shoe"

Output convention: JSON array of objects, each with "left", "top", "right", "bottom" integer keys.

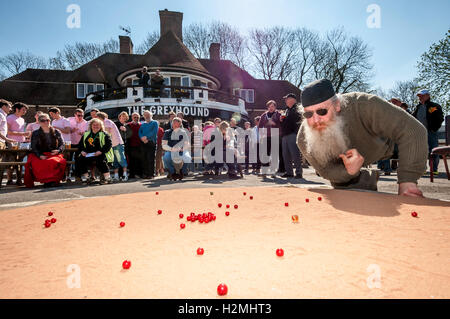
[{"left": 122, "top": 175, "right": 129, "bottom": 182}]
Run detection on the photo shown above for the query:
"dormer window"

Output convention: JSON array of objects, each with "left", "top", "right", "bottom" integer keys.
[
  {"left": 233, "top": 88, "right": 254, "bottom": 103},
  {"left": 77, "top": 83, "right": 104, "bottom": 98}
]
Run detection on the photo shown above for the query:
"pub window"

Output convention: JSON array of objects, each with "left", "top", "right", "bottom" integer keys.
[
  {"left": 77, "top": 83, "right": 105, "bottom": 99},
  {"left": 77, "top": 83, "right": 85, "bottom": 99},
  {"left": 235, "top": 89, "right": 255, "bottom": 103},
  {"left": 163, "top": 77, "right": 171, "bottom": 97},
  {"left": 181, "top": 76, "right": 190, "bottom": 87},
  {"left": 86, "top": 84, "right": 95, "bottom": 94},
  {"left": 246, "top": 89, "right": 254, "bottom": 103},
  {"left": 96, "top": 84, "right": 104, "bottom": 92}
]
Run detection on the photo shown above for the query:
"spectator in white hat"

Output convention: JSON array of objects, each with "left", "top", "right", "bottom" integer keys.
[{"left": 412, "top": 89, "right": 444, "bottom": 175}]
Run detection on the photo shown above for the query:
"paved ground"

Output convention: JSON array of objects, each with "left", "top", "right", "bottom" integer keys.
[{"left": 1, "top": 162, "right": 449, "bottom": 210}]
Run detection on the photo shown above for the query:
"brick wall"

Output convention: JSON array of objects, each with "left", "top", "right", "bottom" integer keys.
[{"left": 21, "top": 105, "right": 77, "bottom": 124}]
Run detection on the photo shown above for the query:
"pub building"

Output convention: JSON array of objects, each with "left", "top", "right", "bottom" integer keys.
[{"left": 0, "top": 9, "right": 301, "bottom": 127}]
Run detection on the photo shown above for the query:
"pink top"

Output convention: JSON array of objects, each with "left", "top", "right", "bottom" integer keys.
[
  {"left": 104, "top": 118, "right": 123, "bottom": 147},
  {"left": 26, "top": 122, "right": 41, "bottom": 132},
  {"left": 7, "top": 114, "right": 26, "bottom": 142},
  {"left": 52, "top": 117, "right": 72, "bottom": 143},
  {"left": 68, "top": 116, "right": 88, "bottom": 145},
  {"left": 0, "top": 109, "right": 8, "bottom": 143},
  {"left": 202, "top": 124, "right": 216, "bottom": 146}
]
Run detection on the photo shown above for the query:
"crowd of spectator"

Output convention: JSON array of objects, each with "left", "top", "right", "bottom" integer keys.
[{"left": 0, "top": 85, "right": 445, "bottom": 189}]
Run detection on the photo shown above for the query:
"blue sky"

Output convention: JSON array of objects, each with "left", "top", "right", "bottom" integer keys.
[{"left": 0, "top": 0, "right": 448, "bottom": 92}]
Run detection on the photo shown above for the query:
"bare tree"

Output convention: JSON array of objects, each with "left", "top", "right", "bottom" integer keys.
[
  {"left": 388, "top": 80, "right": 420, "bottom": 110},
  {"left": 183, "top": 23, "right": 212, "bottom": 58},
  {"left": 289, "top": 28, "right": 322, "bottom": 88},
  {"left": 0, "top": 51, "right": 48, "bottom": 76},
  {"left": 247, "top": 26, "right": 297, "bottom": 80},
  {"left": 315, "top": 28, "right": 373, "bottom": 93},
  {"left": 48, "top": 51, "right": 67, "bottom": 70},
  {"left": 135, "top": 31, "right": 160, "bottom": 54},
  {"left": 368, "top": 86, "right": 390, "bottom": 100},
  {"left": 417, "top": 29, "right": 449, "bottom": 113},
  {"left": 54, "top": 38, "right": 119, "bottom": 70},
  {"left": 183, "top": 21, "right": 248, "bottom": 68}
]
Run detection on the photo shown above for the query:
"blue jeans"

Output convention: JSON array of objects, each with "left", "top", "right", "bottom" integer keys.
[
  {"left": 112, "top": 144, "right": 128, "bottom": 169},
  {"left": 163, "top": 151, "right": 191, "bottom": 174},
  {"left": 428, "top": 131, "right": 439, "bottom": 171},
  {"left": 377, "top": 159, "right": 392, "bottom": 173}
]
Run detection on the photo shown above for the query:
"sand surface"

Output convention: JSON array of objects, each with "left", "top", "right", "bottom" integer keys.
[{"left": 0, "top": 187, "right": 449, "bottom": 299}]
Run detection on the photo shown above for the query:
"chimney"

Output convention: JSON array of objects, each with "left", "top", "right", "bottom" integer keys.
[
  {"left": 159, "top": 9, "right": 183, "bottom": 41},
  {"left": 209, "top": 43, "right": 221, "bottom": 60},
  {"left": 119, "top": 36, "right": 133, "bottom": 54}
]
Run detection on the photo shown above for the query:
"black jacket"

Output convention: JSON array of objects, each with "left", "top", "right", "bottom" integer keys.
[
  {"left": 78, "top": 131, "right": 112, "bottom": 160},
  {"left": 150, "top": 74, "right": 165, "bottom": 89},
  {"left": 412, "top": 99, "right": 444, "bottom": 132},
  {"left": 281, "top": 104, "right": 302, "bottom": 136},
  {"left": 136, "top": 71, "right": 150, "bottom": 87},
  {"left": 31, "top": 128, "right": 64, "bottom": 157}
]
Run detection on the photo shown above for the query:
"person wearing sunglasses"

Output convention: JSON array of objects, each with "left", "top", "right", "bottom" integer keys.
[
  {"left": 296, "top": 78, "right": 427, "bottom": 197},
  {"left": 24, "top": 114, "right": 66, "bottom": 188},
  {"left": 68, "top": 109, "right": 88, "bottom": 146},
  {"left": 68, "top": 109, "right": 88, "bottom": 181}
]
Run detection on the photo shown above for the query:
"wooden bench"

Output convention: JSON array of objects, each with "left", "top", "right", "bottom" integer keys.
[{"left": 0, "top": 161, "right": 75, "bottom": 167}]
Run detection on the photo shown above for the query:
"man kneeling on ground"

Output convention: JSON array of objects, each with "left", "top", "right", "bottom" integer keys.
[{"left": 296, "top": 79, "right": 427, "bottom": 197}]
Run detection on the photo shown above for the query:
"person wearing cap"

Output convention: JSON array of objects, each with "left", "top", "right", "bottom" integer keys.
[
  {"left": 280, "top": 93, "right": 303, "bottom": 178},
  {"left": 296, "top": 79, "right": 428, "bottom": 197},
  {"left": 412, "top": 89, "right": 444, "bottom": 175}
]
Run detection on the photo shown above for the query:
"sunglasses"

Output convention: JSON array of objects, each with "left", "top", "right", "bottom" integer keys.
[
  {"left": 302, "top": 108, "right": 329, "bottom": 119},
  {"left": 76, "top": 114, "right": 83, "bottom": 117},
  {"left": 39, "top": 119, "right": 50, "bottom": 123}
]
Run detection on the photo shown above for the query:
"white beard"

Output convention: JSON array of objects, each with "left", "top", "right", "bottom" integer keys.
[{"left": 303, "top": 115, "right": 349, "bottom": 166}]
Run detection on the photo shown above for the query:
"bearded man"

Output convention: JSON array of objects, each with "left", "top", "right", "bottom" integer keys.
[{"left": 296, "top": 79, "right": 428, "bottom": 197}]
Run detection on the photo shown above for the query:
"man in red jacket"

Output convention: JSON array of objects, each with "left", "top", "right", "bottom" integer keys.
[{"left": 127, "top": 112, "right": 143, "bottom": 178}]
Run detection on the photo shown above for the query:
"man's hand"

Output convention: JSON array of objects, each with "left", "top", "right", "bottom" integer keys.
[
  {"left": 398, "top": 182, "right": 424, "bottom": 197},
  {"left": 81, "top": 151, "right": 87, "bottom": 157},
  {"left": 141, "top": 136, "right": 148, "bottom": 144},
  {"left": 50, "top": 150, "right": 59, "bottom": 155},
  {"left": 40, "top": 155, "right": 47, "bottom": 160},
  {"left": 94, "top": 151, "right": 102, "bottom": 156},
  {"left": 339, "top": 149, "right": 364, "bottom": 176}
]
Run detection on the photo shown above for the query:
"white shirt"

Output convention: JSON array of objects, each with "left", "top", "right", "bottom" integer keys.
[{"left": 0, "top": 109, "right": 7, "bottom": 143}]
